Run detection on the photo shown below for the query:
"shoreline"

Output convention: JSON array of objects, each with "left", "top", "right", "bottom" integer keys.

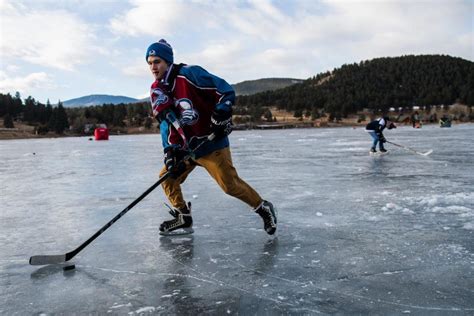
[{"left": 0, "top": 121, "right": 469, "bottom": 141}]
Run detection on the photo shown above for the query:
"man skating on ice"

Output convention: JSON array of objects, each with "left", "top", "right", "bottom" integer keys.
[
  {"left": 146, "top": 39, "right": 277, "bottom": 236},
  {"left": 365, "top": 116, "right": 396, "bottom": 153}
]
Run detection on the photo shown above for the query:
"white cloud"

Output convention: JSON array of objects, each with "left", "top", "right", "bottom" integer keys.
[
  {"left": 122, "top": 63, "right": 150, "bottom": 77},
  {"left": 3, "top": 0, "right": 469, "bottom": 102},
  {"left": 0, "top": 1, "right": 101, "bottom": 71},
  {"left": 109, "top": 0, "right": 190, "bottom": 37},
  {"left": 109, "top": 0, "right": 473, "bottom": 83},
  {"left": 0, "top": 71, "right": 56, "bottom": 96}
]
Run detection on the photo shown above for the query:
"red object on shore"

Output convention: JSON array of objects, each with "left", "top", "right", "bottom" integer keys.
[{"left": 94, "top": 127, "right": 109, "bottom": 140}]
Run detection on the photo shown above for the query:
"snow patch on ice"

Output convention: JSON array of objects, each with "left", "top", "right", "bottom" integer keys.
[
  {"left": 382, "top": 270, "right": 403, "bottom": 275},
  {"left": 296, "top": 138, "right": 318, "bottom": 143},
  {"left": 431, "top": 205, "right": 472, "bottom": 214},
  {"left": 463, "top": 222, "right": 474, "bottom": 230},
  {"left": 416, "top": 192, "right": 474, "bottom": 207},
  {"left": 130, "top": 306, "right": 156, "bottom": 314},
  {"left": 110, "top": 303, "right": 132, "bottom": 309},
  {"left": 431, "top": 244, "right": 472, "bottom": 259},
  {"left": 382, "top": 203, "right": 414, "bottom": 214},
  {"left": 367, "top": 215, "right": 384, "bottom": 221},
  {"left": 404, "top": 193, "right": 474, "bottom": 228}
]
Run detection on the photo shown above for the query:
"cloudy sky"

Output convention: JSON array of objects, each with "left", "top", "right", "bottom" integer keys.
[{"left": 0, "top": 0, "right": 472, "bottom": 104}]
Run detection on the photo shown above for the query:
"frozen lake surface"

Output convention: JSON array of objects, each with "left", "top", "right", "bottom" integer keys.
[{"left": 1, "top": 124, "right": 473, "bottom": 314}]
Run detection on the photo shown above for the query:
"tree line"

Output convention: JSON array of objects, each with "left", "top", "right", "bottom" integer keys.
[
  {"left": 0, "top": 92, "right": 69, "bottom": 133},
  {"left": 0, "top": 91, "right": 153, "bottom": 135}
]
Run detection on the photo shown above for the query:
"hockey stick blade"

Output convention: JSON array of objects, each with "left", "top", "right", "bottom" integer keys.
[
  {"left": 29, "top": 254, "right": 67, "bottom": 265},
  {"left": 421, "top": 149, "right": 433, "bottom": 156},
  {"left": 29, "top": 133, "right": 216, "bottom": 266}
]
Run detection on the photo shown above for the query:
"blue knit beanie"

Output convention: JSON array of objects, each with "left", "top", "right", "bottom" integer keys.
[{"left": 146, "top": 39, "right": 173, "bottom": 64}]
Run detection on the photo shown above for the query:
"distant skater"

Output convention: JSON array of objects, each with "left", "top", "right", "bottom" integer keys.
[
  {"left": 411, "top": 111, "right": 420, "bottom": 128},
  {"left": 146, "top": 39, "right": 277, "bottom": 236},
  {"left": 365, "top": 116, "right": 396, "bottom": 153}
]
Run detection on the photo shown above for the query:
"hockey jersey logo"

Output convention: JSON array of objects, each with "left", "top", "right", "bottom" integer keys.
[
  {"left": 150, "top": 87, "right": 173, "bottom": 117},
  {"left": 176, "top": 98, "right": 199, "bottom": 126}
]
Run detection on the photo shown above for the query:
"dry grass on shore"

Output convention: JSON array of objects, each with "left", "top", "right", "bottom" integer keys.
[{"left": 1, "top": 105, "right": 471, "bottom": 140}]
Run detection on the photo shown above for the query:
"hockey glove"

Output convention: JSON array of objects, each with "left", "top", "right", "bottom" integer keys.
[
  {"left": 164, "top": 147, "right": 188, "bottom": 178},
  {"left": 379, "top": 134, "right": 387, "bottom": 143},
  {"left": 210, "top": 109, "right": 232, "bottom": 139}
]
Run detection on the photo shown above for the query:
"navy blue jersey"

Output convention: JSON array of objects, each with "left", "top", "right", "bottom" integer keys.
[{"left": 365, "top": 118, "right": 387, "bottom": 133}]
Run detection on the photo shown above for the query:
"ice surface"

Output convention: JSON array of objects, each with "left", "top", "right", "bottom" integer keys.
[{"left": 1, "top": 124, "right": 473, "bottom": 314}]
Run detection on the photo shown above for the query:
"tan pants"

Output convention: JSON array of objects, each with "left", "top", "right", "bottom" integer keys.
[{"left": 159, "top": 147, "right": 262, "bottom": 210}]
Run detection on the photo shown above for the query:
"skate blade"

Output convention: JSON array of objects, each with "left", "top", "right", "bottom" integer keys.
[{"left": 159, "top": 227, "right": 194, "bottom": 236}]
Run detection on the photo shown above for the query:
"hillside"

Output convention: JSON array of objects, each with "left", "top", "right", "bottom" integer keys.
[
  {"left": 236, "top": 55, "right": 474, "bottom": 117},
  {"left": 233, "top": 78, "right": 304, "bottom": 96}
]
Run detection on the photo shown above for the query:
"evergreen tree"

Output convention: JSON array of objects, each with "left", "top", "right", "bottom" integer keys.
[
  {"left": 0, "top": 93, "right": 11, "bottom": 116},
  {"left": 45, "top": 100, "right": 53, "bottom": 124},
  {"left": 13, "top": 92, "right": 23, "bottom": 118},
  {"left": 263, "top": 109, "right": 273, "bottom": 122},
  {"left": 144, "top": 117, "right": 153, "bottom": 129},
  {"left": 23, "top": 96, "right": 36, "bottom": 123},
  {"left": 294, "top": 109, "right": 303, "bottom": 119},
  {"left": 47, "top": 101, "right": 69, "bottom": 134},
  {"left": 3, "top": 114, "right": 14, "bottom": 128},
  {"left": 54, "top": 101, "right": 69, "bottom": 134},
  {"left": 48, "top": 107, "right": 58, "bottom": 131}
]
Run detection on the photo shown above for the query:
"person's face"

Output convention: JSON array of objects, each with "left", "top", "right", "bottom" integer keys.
[{"left": 147, "top": 56, "right": 168, "bottom": 81}]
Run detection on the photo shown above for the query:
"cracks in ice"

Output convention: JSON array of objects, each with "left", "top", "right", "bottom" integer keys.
[
  {"left": 221, "top": 257, "right": 474, "bottom": 312},
  {"left": 148, "top": 241, "right": 323, "bottom": 314}
]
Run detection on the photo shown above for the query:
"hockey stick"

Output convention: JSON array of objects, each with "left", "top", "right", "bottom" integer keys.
[
  {"left": 29, "top": 134, "right": 215, "bottom": 265},
  {"left": 386, "top": 140, "right": 433, "bottom": 156}
]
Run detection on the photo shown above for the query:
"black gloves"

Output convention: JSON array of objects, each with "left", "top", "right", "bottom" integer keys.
[
  {"left": 164, "top": 147, "right": 188, "bottom": 178},
  {"left": 210, "top": 109, "right": 232, "bottom": 139}
]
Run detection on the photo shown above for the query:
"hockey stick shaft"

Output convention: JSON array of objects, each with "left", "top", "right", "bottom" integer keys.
[
  {"left": 29, "top": 134, "right": 215, "bottom": 265},
  {"left": 29, "top": 172, "right": 170, "bottom": 265},
  {"left": 386, "top": 141, "right": 431, "bottom": 156}
]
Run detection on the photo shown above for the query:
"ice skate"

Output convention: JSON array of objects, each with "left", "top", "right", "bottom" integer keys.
[
  {"left": 159, "top": 202, "right": 194, "bottom": 236},
  {"left": 255, "top": 200, "right": 277, "bottom": 235}
]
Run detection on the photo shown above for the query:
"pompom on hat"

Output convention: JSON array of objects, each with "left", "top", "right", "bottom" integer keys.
[{"left": 146, "top": 39, "right": 173, "bottom": 64}]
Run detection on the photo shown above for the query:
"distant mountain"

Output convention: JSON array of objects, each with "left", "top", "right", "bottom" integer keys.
[
  {"left": 61, "top": 78, "right": 303, "bottom": 108},
  {"left": 62, "top": 94, "right": 139, "bottom": 107},
  {"left": 232, "top": 78, "right": 304, "bottom": 96}
]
